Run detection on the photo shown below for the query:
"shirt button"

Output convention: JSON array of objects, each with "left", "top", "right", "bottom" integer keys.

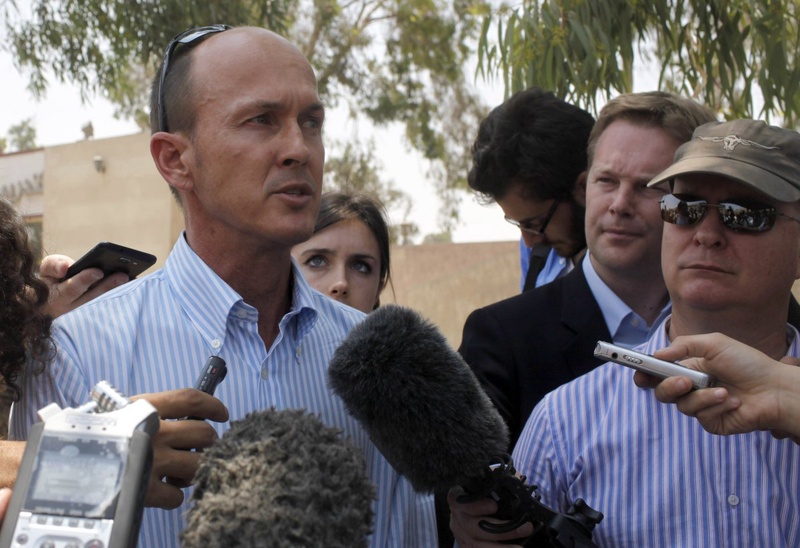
[
  {"left": 727, "top": 494, "right": 740, "bottom": 506},
  {"left": 630, "top": 318, "right": 640, "bottom": 327},
  {"left": 236, "top": 309, "right": 248, "bottom": 319},
  {"left": 211, "top": 339, "right": 221, "bottom": 349},
  {"left": 260, "top": 367, "right": 268, "bottom": 380},
  {"left": 296, "top": 347, "right": 302, "bottom": 357}
]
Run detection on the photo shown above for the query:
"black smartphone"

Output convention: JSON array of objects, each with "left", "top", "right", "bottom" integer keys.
[
  {"left": 594, "top": 340, "right": 715, "bottom": 390},
  {"left": 63, "top": 242, "right": 157, "bottom": 281}
]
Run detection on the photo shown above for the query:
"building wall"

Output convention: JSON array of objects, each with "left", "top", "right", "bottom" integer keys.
[
  {"left": 384, "top": 241, "right": 519, "bottom": 347},
  {"left": 41, "top": 132, "right": 181, "bottom": 271}
]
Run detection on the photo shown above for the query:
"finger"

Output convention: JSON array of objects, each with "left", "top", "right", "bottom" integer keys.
[
  {"left": 132, "top": 388, "right": 229, "bottom": 422},
  {"left": 653, "top": 333, "right": 725, "bottom": 365},
  {"left": 771, "top": 429, "right": 792, "bottom": 441},
  {"left": 779, "top": 356, "right": 800, "bottom": 366},
  {"left": 144, "top": 477, "right": 185, "bottom": 509},
  {"left": 448, "top": 486, "right": 498, "bottom": 516},
  {"left": 448, "top": 486, "right": 533, "bottom": 545},
  {"left": 71, "top": 271, "right": 129, "bottom": 306},
  {"left": 652, "top": 376, "right": 693, "bottom": 403},
  {"left": 633, "top": 370, "right": 661, "bottom": 389},
  {"left": 157, "top": 417, "right": 220, "bottom": 451},
  {"left": 52, "top": 268, "right": 106, "bottom": 302},
  {"left": 165, "top": 476, "right": 193, "bottom": 489},
  {"left": 38, "top": 254, "right": 72, "bottom": 281},
  {"left": 675, "top": 388, "right": 735, "bottom": 418},
  {"left": 0, "top": 487, "right": 12, "bottom": 521},
  {"left": 451, "top": 512, "right": 532, "bottom": 546},
  {"left": 149, "top": 423, "right": 212, "bottom": 494}
]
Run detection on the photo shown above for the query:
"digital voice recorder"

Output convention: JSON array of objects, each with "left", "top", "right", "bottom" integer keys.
[
  {"left": 594, "top": 340, "right": 715, "bottom": 390},
  {"left": 0, "top": 382, "right": 159, "bottom": 548}
]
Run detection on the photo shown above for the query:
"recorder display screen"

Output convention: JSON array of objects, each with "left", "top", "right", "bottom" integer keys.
[{"left": 24, "top": 434, "right": 127, "bottom": 518}]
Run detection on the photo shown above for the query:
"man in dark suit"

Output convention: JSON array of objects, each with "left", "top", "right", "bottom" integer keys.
[
  {"left": 460, "top": 92, "right": 717, "bottom": 450},
  {"left": 459, "top": 260, "right": 609, "bottom": 448}
]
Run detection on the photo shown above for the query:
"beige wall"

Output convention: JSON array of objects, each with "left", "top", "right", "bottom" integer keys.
[
  {"left": 42, "top": 132, "right": 182, "bottom": 272},
  {"left": 384, "top": 241, "right": 520, "bottom": 347}
]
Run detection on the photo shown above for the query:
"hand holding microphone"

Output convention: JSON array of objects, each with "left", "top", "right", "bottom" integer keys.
[{"left": 328, "top": 305, "right": 603, "bottom": 547}]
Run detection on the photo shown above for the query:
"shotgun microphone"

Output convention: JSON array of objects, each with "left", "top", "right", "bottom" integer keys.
[{"left": 328, "top": 305, "right": 603, "bottom": 547}]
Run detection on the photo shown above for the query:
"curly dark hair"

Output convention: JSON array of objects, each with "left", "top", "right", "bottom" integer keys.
[
  {"left": 468, "top": 87, "right": 595, "bottom": 203},
  {"left": 0, "top": 197, "right": 53, "bottom": 400}
]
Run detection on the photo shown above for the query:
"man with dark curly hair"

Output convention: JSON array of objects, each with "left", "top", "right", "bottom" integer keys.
[{"left": 468, "top": 88, "right": 595, "bottom": 291}]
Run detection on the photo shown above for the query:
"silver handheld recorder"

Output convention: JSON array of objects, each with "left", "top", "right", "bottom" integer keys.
[{"left": 0, "top": 382, "right": 158, "bottom": 548}]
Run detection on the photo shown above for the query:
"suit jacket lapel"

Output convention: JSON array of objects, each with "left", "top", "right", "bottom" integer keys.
[{"left": 559, "top": 264, "right": 612, "bottom": 379}]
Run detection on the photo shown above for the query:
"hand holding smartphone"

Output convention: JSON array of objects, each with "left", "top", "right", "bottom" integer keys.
[
  {"left": 594, "top": 341, "right": 715, "bottom": 390},
  {"left": 63, "top": 242, "right": 157, "bottom": 281}
]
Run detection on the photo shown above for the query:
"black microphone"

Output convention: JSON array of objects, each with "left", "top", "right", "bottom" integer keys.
[
  {"left": 181, "top": 408, "right": 375, "bottom": 548},
  {"left": 328, "top": 305, "right": 603, "bottom": 547}
]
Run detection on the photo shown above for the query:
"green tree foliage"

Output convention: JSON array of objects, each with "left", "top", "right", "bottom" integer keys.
[
  {"left": 6, "top": 118, "right": 38, "bottom": 152},
  {"left": 2, "top": 0, "right": 490, "bottom": 228},
  {"left": 324, "top": 138, "right": 418, "bottom": 244},
  {"left": 478, "top": 0, "right": 800, "bottom": 123}
]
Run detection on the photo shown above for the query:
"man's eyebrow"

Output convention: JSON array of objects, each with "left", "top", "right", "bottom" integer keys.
[
  {"left": 246, "top": 101, "right": 325, "bottom": 114},
  {"left": 304, "top": 102, "right": 326, "bottom": 116}
]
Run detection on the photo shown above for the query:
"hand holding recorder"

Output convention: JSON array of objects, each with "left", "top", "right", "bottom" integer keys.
[
  {"left": 594, "top": 341, "right": 715, "bottom": 390},
  {"left": 633, "top": 333, "right": 800, "bottom": 441}
]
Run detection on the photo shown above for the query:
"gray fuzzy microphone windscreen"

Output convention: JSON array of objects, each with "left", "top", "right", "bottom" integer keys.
[
  {"left": 181, "top": 408, "right": 374, "bottom": 548},
  {"left": 328, "top": 304, "right": 510, "bottom": 494}
]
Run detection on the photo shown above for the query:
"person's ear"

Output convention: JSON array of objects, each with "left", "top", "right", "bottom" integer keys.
[
  {"left": 150, "top": 132, "right": 194, "bottom": 194},
  {"left": 572, "top": 171, "right": 588, "bottom": 208}
]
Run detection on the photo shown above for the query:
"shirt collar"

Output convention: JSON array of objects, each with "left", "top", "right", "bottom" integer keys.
[
  {"left": 164, "top": 233, "right": 319, "bottom": 352},
  {"left": 583, "top": 253, "right": 671, "bottom": 345}
]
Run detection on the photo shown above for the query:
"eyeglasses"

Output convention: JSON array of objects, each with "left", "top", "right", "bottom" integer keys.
[
  {"left": 504, "top": 199, "right": 561, "bottom": 235},
  {"left": 660, "top": 193, "right": 800, "bottom": 233},
  {"left": 156, "top": 25, "right": 232, "bottom": 133}
]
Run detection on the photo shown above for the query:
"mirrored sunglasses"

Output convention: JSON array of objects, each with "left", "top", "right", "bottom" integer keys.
[{"left": 660, "top": 193, "right": 800, "bottom": 233}]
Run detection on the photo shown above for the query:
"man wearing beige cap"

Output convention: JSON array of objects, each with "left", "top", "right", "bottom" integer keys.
[{"left": 448, "top": 119, "right": 800, "bottom": 546}]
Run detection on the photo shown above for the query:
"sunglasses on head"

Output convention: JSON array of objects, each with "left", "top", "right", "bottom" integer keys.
[
  {"left": 157, "top": 24, "right": 232, "bottom": 133},
  {"left": 660, "top": 193, "right": 800, "bottom": 233}
]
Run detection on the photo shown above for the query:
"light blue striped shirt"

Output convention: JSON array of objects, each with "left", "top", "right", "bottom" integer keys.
[
  {"left": 11, "top": 234, "right": 437, "bottom": 548},
  {"left": 513, "top": 318, "right": 800, "bottom": 547}
]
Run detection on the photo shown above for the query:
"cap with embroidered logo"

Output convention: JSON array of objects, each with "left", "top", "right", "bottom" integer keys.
[{"left": 648, "top": 119, "right": 800, "bottom": 202}]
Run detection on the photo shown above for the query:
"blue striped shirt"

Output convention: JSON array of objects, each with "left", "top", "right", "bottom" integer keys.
[
  {"left": 10, "top": 234, "right": 437, "bottom": 548},
  {"left": 513, "top": 318, "right": 800, "bottom": 547}
]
